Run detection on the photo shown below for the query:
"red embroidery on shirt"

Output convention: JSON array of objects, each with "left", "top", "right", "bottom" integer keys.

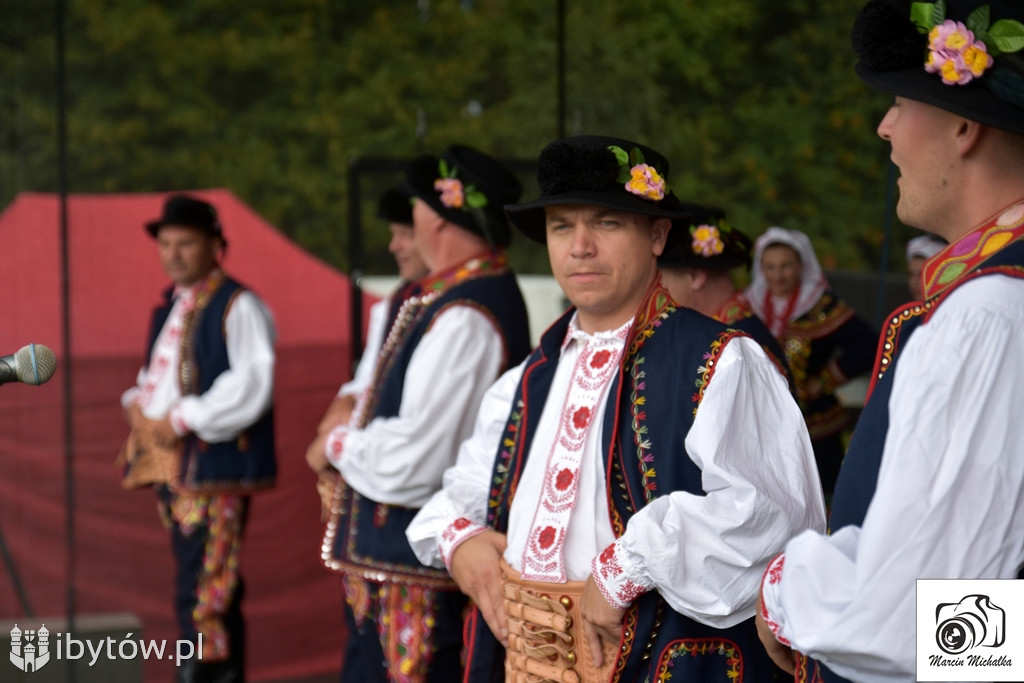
[
  {"left": 539, "top": 526, "right": 557, "bottom": 549},
  {"left": 590, "top": 349, "right": 611, "bottom": 368},
  {"left": 453, "top": 517, "right": 471, "bottom": 530},
  {"left": 572, "top": 406, "right": 591, "bottom": 429},
  {"left": 555, "top": 468, "right": 574, "bottom": 491}
]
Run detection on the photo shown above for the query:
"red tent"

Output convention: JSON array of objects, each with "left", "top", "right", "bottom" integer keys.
[{"left": 0, "top": 190, "right": 366, "bottom": 680}]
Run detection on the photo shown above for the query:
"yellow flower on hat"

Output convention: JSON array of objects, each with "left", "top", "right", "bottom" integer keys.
[{"left": 625, "top": 164, "right": 666, "bottom": 201}]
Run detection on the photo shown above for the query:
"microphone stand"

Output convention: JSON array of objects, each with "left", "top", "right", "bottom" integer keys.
[{"left": 0, "top": 514, "right": 34, "bottom": 617}]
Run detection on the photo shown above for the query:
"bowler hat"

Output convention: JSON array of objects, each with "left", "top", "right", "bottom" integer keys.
[
  {"left": 504, "top": 135, "right": 691, "bottom": 244},
  {"left": 657, "top": 204, "right": 752, "bottom": 271},
  {"left": 145, "top": 194, "right": 223, "bottom": 238},
  {"left": 403, "top": 145, "right": 522, "bottom": 248},
  {"left": 377, "top": 187, "right": 414, "bottom": 225},
  {"left": 852, "top": 0, "right": 1024, "bottom": 135}
]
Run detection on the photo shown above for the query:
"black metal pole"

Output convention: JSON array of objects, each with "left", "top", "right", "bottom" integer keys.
[
  {"left": 55, "top": 1, "right": 77, "bottom": 679},
  {"left": 348, "top": 159, "right": 364, "bottom": 364},
  {"left": 556, "top": 0, "right": 566, "bottom": 139}
]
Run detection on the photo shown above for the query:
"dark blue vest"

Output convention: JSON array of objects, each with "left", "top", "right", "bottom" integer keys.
[
  {"left": 326, "top": 266, "right": 531, "bottom": 588},
  {"left": 146, "top": 274, "right": 276, "bottom": 494},
  {"left": 807, "top": 236, "right": 1024, "bottom": 683},
  {"left": 465, "top": 284, "right": 786, "bottom": 683}
]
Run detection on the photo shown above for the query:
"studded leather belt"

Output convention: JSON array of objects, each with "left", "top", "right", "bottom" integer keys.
[{"left": 501, "top": 561, "right": 619, "bottom": 683}]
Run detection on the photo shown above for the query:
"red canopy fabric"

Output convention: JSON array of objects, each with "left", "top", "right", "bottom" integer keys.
[{"left": 0, "top": 190, "right": 369, "bottom": 680}]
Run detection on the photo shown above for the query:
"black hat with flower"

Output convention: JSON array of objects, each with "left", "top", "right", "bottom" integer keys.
[
  {"left": 504, "top": 135, "right": 692, "bottom": 244},
  {"left": 145, "top": 194, "right": 225, "bottom": 241},
  {"left": 403, "top": 144, "right": 523, "bottom": 248},
  {"left": 376, "top": 187, "right": 414, "bottom": 225},
  {"left": 852, "top": 0, "right": 1024, "bottom": 135},
  {"left": 657, "top": 204, "right": 753, "bottom": 271}
]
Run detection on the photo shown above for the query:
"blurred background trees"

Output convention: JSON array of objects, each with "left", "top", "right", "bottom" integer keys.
[{"left": 1, "top": 0, "right": 912, "bottom": 276}]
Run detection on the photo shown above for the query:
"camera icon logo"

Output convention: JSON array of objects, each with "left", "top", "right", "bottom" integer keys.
[{"left": 935, "top": 594, "right": 1005, "bottom": 655}]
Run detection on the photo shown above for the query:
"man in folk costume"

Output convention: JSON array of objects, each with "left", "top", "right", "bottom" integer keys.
[
  {"left": 657, "top": 204, "right": 792, "bottom": 381},
  {"left": 756, "top": 0, "right": 1024, "bottom": 679},
  {"left": 407, "top": 135, "right": 825, "bottom": 682},
  {"left": 120, "top": 194, "right": 277, "bottom": 683},
  {"left": 305, "top": 146, "right": 532, "bottom": 682},
  {"left": 309, "top": 187, "right": 429, "bottom": 515}
]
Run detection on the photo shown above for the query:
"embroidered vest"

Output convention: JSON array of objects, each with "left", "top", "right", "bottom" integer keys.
[
  {"left": 806, "top": 204, "right": 1024, "bottom": 683},
  {"left": 146, "top": 274, "right": 276, "bottom": 495},
  {"left": 464, "top": 282, "right": 785, "bottom": 683},
  {"left": 323, "top": 254, "right": 531, "bottom": 588}
]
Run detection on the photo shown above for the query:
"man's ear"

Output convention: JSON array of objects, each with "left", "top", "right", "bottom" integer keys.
[
  {"left": 954, "top": 116, "right": 984, "bottom": 158},
  {"left": 689, "top": 268, "right": 709, "bottom": 292},
  {"left": 651, "top": 217, "right": 672, "bottom": 256}
]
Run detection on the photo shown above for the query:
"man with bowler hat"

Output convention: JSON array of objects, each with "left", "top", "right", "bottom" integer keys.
[
  {"left": 121, "top": 194, "right": 277, "bottom": 683},
  {"left": 306, "top": 146, "right": 531, "bottom": 682},
  {"left": 756, "top": 1, "right": 1024, "bottom": 679},
  {"left": 407, "top": 135, "right": 825, "bottom": 682}
]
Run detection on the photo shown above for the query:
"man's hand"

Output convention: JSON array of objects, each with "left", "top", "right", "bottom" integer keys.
[
  {"left": 449, "top": 530, "right": 508, "bottom": 646},
  {"left": 305, "top": 431, "right": 330, "bottom": 473},
  {"left": 125, "top": 402, "right": 144, "bottom": 429},
  {"left": 755, "top": 592, "right": 796, "bottom": 674},
  {"left": 317, "top": 395, "right": 355, "bottom": 434},
  {"left": 581, "top": 575, "right": 624, "bottom": 668}
]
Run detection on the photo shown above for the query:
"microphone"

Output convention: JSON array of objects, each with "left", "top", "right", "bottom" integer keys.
[{"left": 0, "top": 343, "right": 57, "bottom": 386}]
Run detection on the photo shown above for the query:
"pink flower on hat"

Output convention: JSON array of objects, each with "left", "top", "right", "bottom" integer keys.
[
  {"left": 691, "top": 224, "right": 725, "bottom": 257},
  {"left": 925, "top": 20, "right": 992, "bottom": 85},
  {"left": 433, "top": 177, "right": 465, "bottom": 209},
  {"left": 625, "top": 164, "right": 666, "bottom": 201}
]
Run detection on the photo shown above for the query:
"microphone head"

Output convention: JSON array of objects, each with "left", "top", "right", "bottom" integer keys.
[{"left": 15, "top": 344, "right": 57, "bottom": 385}]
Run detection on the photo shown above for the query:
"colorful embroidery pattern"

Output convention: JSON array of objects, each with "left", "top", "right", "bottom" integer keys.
[
  {"left": 655, "top": 638, "right": 743, "bottom": 683},
  {"left": 487, "top": 398, "right": 524, "bottom": 527},
  {"left": 628, "top": 357, "right": 657, "bottom": 503},
  {"left": 521, "top": 333, "right": 624, "bottom": 582},
  {"left": 190, "top": 495, "right": 246, "bottom": 662},
  {"left": 922, "top": 201, "right": 1024, "bottom": 299},
  {"left": 691, "top": 330, "right": 746, "bottom": 415},
  {"left": 379, "top": 582, "right": 437, "bottom": 683},
  {"left": 592, "top": 541, "right": 650, "bottom": 611}
]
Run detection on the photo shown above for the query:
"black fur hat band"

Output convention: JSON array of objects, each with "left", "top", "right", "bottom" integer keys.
[{"left": 852, "top": 0, "right": 1024, "bottom": 135}]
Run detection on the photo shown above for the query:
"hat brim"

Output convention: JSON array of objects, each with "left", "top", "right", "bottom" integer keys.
[
  {"left": 856, "top": 63, "right": 1024, "bottom": 136},
  {"left": 144, "top": 219, "right": 223, "bottom": 239},
  {"left": 505, "top": 190, "right": 693, "bottom": 245}
]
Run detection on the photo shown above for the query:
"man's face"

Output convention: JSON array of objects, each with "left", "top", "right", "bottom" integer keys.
[
  {"left": 760, "top": 244, "right": 802, "bottom": 298},
  {"left": 157, "top": 225, "right": 221, "bottom": 287},
  {"left": 388, "top": 222, "right": 428, "bottom": 282},
  {"left": 877, "top": 97, "right": 958, "bottom": 234},
  {"left": 545, "top": 204, "right": 669, "bottom": 333},
  {"left": 907, "top": 255, "right": 927, "bottom": 300},
  {"left": 411, "top": 198, "right": 442, "bottom": 271}
]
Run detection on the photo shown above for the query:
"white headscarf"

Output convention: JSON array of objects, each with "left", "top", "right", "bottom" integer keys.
[
  {"left": 905, "top": 234, "right": 946, "bottom": 262},
  {"left": 745, "top": 227, "right": 829, "bottom": 337}
]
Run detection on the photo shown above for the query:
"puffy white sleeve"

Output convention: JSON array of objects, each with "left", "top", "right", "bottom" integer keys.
[
  {"left": 330, "top": 305, "right": 508, "bottom": 508},
  {"left": 337, "top": 296, "right": 389, "bottom": 398},
  {"left": 595, "top": 335, "right": 826, "bottom": 626},
  {"left": 172, "top": 291, "right": 277, "bottom": 443},
  {"left": 406, "top": 361, "right": 525, "bottom": 568},
  {"left": 761, "top": 275, "right": 1024, "bottom": 681}
]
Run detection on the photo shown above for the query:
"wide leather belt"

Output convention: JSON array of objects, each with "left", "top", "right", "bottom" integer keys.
[{"left": 501, "top": 561, "right": 618, "bottom": 683}]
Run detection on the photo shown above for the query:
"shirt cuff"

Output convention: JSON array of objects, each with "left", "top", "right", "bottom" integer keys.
[
  {"left": 324, "top": 425, "right": 350, "bottom": 469},
  {"left": 759, "top": 553, "right": 791, "bottom": 647},
  {"left": 168, "top": 403, "right": 191, "bottom": 437},
  {"left": 591, "top": 539, "right": 654, "bottom": 611},
  {"left": 438, "top": 517, "right": 488, "bottom": 573}
]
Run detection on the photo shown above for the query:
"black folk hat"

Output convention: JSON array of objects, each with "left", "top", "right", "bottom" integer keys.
[
  {"left": 657, "top": 204, "right": 753, "bottom": 271},
  {"left": 145, "top": 194, "right": 224, "bottom": 239},
  {"left": 377, "top": 187, "right": 414, "bottom": 225},
  {"left": 504, "top": 135, "right": 692, "bottom": 245},
  {"left": 852, "top": 0, "right": 1024, "bottom": 135},
  {"left": 403, "top": 145, "right": 522, "bottom": 248}
]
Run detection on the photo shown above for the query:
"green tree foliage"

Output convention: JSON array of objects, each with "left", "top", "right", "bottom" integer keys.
[{"left": 1, "top": 0, "right": 915, "bottom": 275}]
